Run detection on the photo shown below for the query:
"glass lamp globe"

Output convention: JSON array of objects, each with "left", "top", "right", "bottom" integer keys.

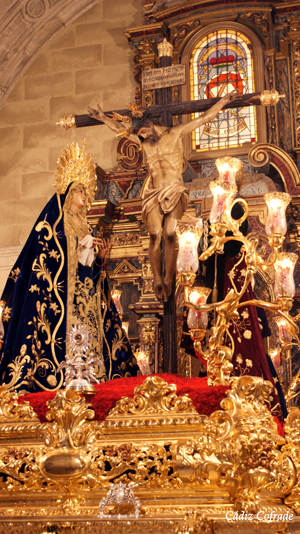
[
  {"left": 274, "top": 252, "right": 298, "bottom": 299},
  {"left": 215, "top": 157, "right": 243, "bottom": 185},
  {"left": 209, "top": 181, "right": 237, "bottom": 224},
  {"left": 264, "top": 192, "right": 291, "bottom": 236},
  {"left": 176, "top": 219, "right": 203, "bottom": 274},
  {"left": 187, "top": 287, "right": 211, "bottom": 330}
]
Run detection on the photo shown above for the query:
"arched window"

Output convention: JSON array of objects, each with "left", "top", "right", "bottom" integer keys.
[{"left": 181, "top": 22, "right": 266, "bottom": 159}]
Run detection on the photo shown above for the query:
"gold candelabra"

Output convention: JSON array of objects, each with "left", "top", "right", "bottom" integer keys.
[{"left": 177, "top": 157, "right": 300, "bottom": 402}]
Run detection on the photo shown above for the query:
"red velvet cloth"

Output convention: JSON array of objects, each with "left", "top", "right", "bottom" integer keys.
[
  {"left": 18, "top": 374, "right": 228, "bottom": 423},
  {"left": 17, "top": 373, "right": 284, "bottom": 436}
]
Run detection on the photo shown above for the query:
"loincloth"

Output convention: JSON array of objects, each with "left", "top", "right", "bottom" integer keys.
[{"left": 142, "top": 183, "right": 189, "bottom": 225}]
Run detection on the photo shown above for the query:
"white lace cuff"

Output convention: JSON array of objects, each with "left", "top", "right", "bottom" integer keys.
[{"left": 79, "top": 235, "right": 95, "bottom": 267}]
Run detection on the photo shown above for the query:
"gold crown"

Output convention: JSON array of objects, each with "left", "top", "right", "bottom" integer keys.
[{"left": 53, "top": 140, "right": 97, "bottom": 206}]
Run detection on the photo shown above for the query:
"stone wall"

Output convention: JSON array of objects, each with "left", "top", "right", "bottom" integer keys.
[{"left": 0, "top": 0, "right": 142, "bottom": 292}]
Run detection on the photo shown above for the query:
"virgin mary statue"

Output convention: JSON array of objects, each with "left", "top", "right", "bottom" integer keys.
[{"left": 0, "top": 142, "right": 139, "bottom": 393}]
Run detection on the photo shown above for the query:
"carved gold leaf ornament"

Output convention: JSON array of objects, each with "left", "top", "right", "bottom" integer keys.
[
  {"left": 107, "top": 376, "right": 198, "bottom": 417},
  {"left": 0, "top": 387, "right": 38, "bottom": 421},
  {"left": 42, "top": 390, "right": 97, "bottom": 450},
  {"left": 282, "top": 407, "right": 300, "bottom": 513},
  {"left": 0, "top": 376, "right": 298, "bottom": 524},
  {"left": 111, "top": 233, "right": 142, "bottom": 247}
]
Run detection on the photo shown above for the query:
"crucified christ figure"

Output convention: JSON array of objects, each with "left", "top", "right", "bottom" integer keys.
[{"left": 88, "top": 91, "right": 236, "bottom": 302}]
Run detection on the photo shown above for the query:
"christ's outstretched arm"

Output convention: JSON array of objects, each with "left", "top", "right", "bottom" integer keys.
[
  {"left": 88, "top": 104, "right": 124, "bottom": 133},
  {"left": 175, "top": 90, "right": 238, "bottom": 139},
  {"left": 88, "top": 104, "right": 141, "bottom": 144}
]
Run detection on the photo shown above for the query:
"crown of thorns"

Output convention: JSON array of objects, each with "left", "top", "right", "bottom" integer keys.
[{"left": 108, "top": 103, "right": 153, "bottom": 138}]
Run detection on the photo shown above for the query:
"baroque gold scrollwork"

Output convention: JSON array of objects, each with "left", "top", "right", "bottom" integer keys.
[
  {"left": 117, "top": 138, "right": 143, "bottom": 172},
  {"left": 0, "top": 376, "right": 298, "bottom": 521},
  {"left": 240, "top": 11, "right": 270, "bottom": 35},
  {"left": 0, "top": 387, "right": 38, "bottom": 421},
  {"left": 176, "top": 376, "right": 288, "bottom": 513},
  {"left": 89, "top": 442, "right": 180, "bottom": 488},
  {"left": 106, "top": 376, "right": 198, "bottom": 419},
  {"left": 282, "top": 408, "right": 300, "bottom": 513},
  {"left": 288, "top": 22, "right": 300, "bottom": 149},
  {"left": 0, "top": 447, "right": 41, "bottom": 491},
  {"left": 248, "top": 143, "right": 300, "bottom": 187},
  {"left": 176, "top": 511, "right": 212, "bottom": 534},
  {"left": 41, "top": 390, "right": 97, "bottom": 450},
  {"left": 172, "top": 20, "right": 201, "bottom": 52},
  {"left": 111, "top": 233, "right": 142, "bottom": 247}
]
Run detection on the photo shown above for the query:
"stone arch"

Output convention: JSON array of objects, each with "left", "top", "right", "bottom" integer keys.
[{"left": 0, "top": 0, "right": 101, "bottom": 109}]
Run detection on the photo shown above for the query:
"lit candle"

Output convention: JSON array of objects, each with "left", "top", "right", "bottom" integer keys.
[
  {"left": 176, "top": 220, "right": 203, "bottom": 273},
  {"left": 264, "top": 192, "right": 291, "bottom": 236},
  {"left": 112, "top": 290, "right": 123, "bottom": 316},
  {"left": 187, "top": 287, "right": 211, "bottom": 330},
  {"left": 134, "top": 349, "right": 151, "bottom": 375},
  {"left": 274, "top": 316, "right": 292, "bottom": 343},
  {"left": 269, "top": 348, "right": 281, "bottom": 370},
  {"left": 209, "top": 180, "right": 237, "bottom": 224},
  {"left": 215, "top": 157, "right": 244, "bottom": 186},
  {"left": 122, "top": 321, "right": 129, "bottom": 337},
  {"left": 274, "top": 252, "right": 298, "bottom": 298}
]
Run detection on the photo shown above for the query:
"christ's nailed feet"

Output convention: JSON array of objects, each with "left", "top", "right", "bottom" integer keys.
[{"left": 154, "top": 281, "right": 168, "bottom": 303}]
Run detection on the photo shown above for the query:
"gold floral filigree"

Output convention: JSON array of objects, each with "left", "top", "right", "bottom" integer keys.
[
  {"left": 8, "top": 268, "right": 20, "bottom": 283},
  {"left": 29, "top": 284, "right": 40, "bottom": 294},
  {"left": 2, "top": 344, "right": 31, "bottom": 390},
  {"left": 89, "top": 442, "right": 180, "bottom": 488},
  {"left": 111, "top": 324, "right": 129, "bottom": 362},
  {"left": 2, "top": 306, "right": 11, "bottom": 322},
  {"left": 34, "top": 301, "right": 51, "bottom": 344},
  {"left": 32, "top": 254, "right": 53, "bottom": 293}
]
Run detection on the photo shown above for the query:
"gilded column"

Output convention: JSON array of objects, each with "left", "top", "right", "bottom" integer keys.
[{"left": 287, "top": 16, "right": 300, "bottom": 157}]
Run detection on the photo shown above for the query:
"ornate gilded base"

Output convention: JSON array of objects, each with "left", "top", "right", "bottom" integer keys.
[{"left": 0, "top": 376, "right": 300, "bottom": 533}]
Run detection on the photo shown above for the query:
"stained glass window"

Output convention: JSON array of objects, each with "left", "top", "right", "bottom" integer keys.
[{"left": 190, "top": 29, "right": 257, "bottom": 152}]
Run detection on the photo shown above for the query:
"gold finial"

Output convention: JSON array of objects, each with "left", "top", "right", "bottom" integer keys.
[
  {"left": 56, "top": 114, "right": 77, "bottom": 130},
  {"left": 157, "top": 38, "right": 173, "bottom": 59},
  {"left": 53, "top": 140, "right": 97, "bottom": 206},
  {"left": 260, "top": 90, "right": 285, "bottom": 106}
]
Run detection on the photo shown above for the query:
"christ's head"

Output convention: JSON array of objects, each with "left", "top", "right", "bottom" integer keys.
[
  {"left": 132, "top": 112, "right": 163, "bottom": 144},
  {"left": 137, "top": 123, "right": 161, "bottom": 145}
]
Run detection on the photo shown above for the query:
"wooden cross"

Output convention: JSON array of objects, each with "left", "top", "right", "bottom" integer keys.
[
  {"left": 57, "top": 83, "right": 268, "bottom": 375},
  {"left": 59, "top": 92, "right": 263, "bottom": 130}
]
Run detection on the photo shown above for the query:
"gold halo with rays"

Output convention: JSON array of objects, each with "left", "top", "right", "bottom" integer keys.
[{"left": 53, "top": 140, "right": 97, "bottom": 206}]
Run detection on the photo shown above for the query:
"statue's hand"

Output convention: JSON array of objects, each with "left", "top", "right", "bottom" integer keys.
[
  {"left": 96, "top": 237, "right": 110, "bottom": 259},
  {"left": 87, "top": 104, "right": 106, "bottom": 122},
  {"left": 219, "top": 89, "right": 239, "bottom": 105}
]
